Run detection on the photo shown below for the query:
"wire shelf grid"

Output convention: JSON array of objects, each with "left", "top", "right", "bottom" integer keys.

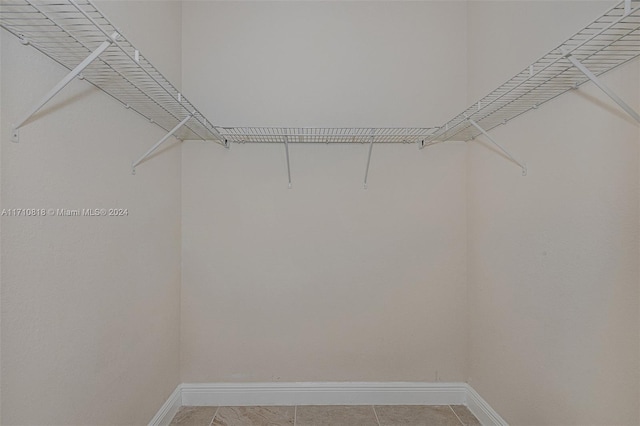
[
  {"left": 426, "top": 0, "right": 640, "bottom": 143},
  {"left": 2, "top": 0, "right": 640, "bottom": 148},
  {"left": 0, "top": 0, "right": 221, "bottom": 143},
  {"left": 217, "top": 127, "right": 438, "bottom": 144}
]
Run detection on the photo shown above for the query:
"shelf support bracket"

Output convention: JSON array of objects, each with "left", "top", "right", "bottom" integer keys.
[
  {"left": 11, "top": 32, "right": 119, "bottom": 143},
  {"left": 284, "top": 135, "right": 292, "bottom": 189},
  {"left": 132, "top": 113, "right": 193, "bottom": 174},
  {"left": 363, "top": 134, "right": 375, "bottom": 189},
  {"left": 467, "top": 118, "right": 527, "bottom": 176},
  {"left": 212, "top": 128, "right": 229, "bottom": 149},
  {"left": 566, "top": 54, "right": 640, "bottom": 124}
]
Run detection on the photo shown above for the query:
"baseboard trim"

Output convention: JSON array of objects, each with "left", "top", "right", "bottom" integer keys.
[
  {"left": 465, "top": 385, "right": 508, "bottom": 426},
  {"left": 148, "top": 384, "right": 182, "bottom": 426},
  {"left": 182, "top": 381, "right": 468, "bottom": 407},
  {"left": 150, "top": 382, "right": 507, "bottom": 426}
]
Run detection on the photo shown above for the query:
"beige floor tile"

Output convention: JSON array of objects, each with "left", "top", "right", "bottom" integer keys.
[
  {"left": 170, "top": 406, "right": 218, "bottom": 426},
  {"left": 295, "top": 405, "right": 378, "bottom": 426},
  {"left": 449, "top": 405, "right": 480, "bottom": 426},
  {"left": 374, "top": 405, "right": 462, "bottom": 426},
  {"left": 212, "top": 406, "right": 294, "bottom": 426}
]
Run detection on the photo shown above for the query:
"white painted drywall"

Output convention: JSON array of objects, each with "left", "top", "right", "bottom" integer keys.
[
  {"left": 181, "top": 141, "right": 468, "bottom": 383},
  {"left": 180, "top": 1, "right": 469, "bottom": 383},
  {"left": 2, "top": 2, "right": 639, "bottom": 424},
  {"left": 467, "top": 2, "right": 640, "bottom": 425},
  {"left": 0, "top": 1, "right": 182, "bottom": 424},
  {"left": 180, "top": 1, "right": 466, "bottom": 128},
  {"left": 0, "top": 11, "right": 3, "bottom": 423}
]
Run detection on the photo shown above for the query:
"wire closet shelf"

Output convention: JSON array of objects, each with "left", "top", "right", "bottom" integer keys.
[
  {"left": 0, "top": 0, "right": 438, "bottom": 145},
  {"left": 217, "top": 127, "right": 438, "bottom": 144},
  {"left": 0, "top": 0, "right": 221, "bottom": 143},
  {"left": 426, "top": 0, "right": 640, "bottom": 144},
  {"left": 1, "top": 0, "right": 639, "bottom": 148}
]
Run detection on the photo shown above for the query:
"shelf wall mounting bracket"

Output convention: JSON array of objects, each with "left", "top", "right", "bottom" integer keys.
[
  {"left": 566, "top": 54, "right": 640, "bottom": 124},
  {"left": 132, "top": 113, "right": 193, "bottom": 174},
  {"left": 213, "top": 127, "right": 230, "bottom": 149},
  {"left": 10, "top": 31, "right": 119, "bottom": 143},
  {"left": 467, "top": 118, "right": 527, "bottom": 176},
  {"left": 284, "top": 135, "right": 292, "bottom": 189},
  {"left": 363, "top": 133, "right": 375, "bottom": 189}
]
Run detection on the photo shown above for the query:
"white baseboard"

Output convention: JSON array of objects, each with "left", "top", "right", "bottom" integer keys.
[
  {"left": 150, "top": 382, "right": 507, "bottom": 426},
  {"left": 465, "top": 385, "right": 508, "bottom": 426},
  {"left": 148, "top": 384, "right": 182, "bottom": 426},
  {"left": 181, "top": 382, "right": 467, "bottom": 407}
]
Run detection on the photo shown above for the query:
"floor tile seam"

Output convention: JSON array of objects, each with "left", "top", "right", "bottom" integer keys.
[
  {"left": 208, "top": 406, "right": 220, "bottom": 426},
  {"left": 448, "top": 405, "right": 465, "bottom": 426},
  {"left": 372, "top": 405, "right": 381, "bottom": 426}
]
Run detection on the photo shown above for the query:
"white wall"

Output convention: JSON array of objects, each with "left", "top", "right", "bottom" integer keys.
[
  {"left": 181, "top": 1, "right": 466, "bottom": 128},
  {"left": 467, "top": 2, "right": 640, "bottom": 425},
  {"left": 180, "top": 1, "right": 469, "bottom": 383},
  {"left": 0, "top": 11, "right": 3, "bottom": 422},
  {"left": 181, "top": 142, "right": 468, "bottom": 382},
  {"left": 2, "top": 1, "right": 639, "bottom": 424},
  {"left": 0, "top": 1, "right": 182, "bottom": 424}
]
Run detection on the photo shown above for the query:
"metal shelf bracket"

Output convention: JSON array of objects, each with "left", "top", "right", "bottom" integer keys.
[
  {"left": 363, "top": 133, "right": 375, "bottom": 189},
  {"left": 566, "top": 54, "right": 640, "bottom": 124},
  {"left": 10, "top": 31, "right": 119, "bottom": 143},
  {"left": 284, "top": 135, "right": 292, "bottom": 189},
  {"left": 132, "top": 113, "right": 193, "bottom": 174},
  {"left": 467, "top": 118, "right": 527, "bottom": 176},
  {"left": 428, "top": 0, "right": 640, "bottom": 144},
  {"left": 212, "top": 128, "right": 229, "bottom": 149}
]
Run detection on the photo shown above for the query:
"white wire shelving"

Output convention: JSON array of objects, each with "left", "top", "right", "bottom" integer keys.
[
  {"left": 0, "top": 0, "right": 224, "bottom": 150},
  {"left": 0, "top": 0, "right": 438, "bottom": 149},
  {"left": 425, "top": 0, "right": 640, "bottom": 146},
  {"left": 217, "top": 127, "right": 438, "bottom": 144},
  {"left": 2, "top": 0, "right": 640, "bottom": 181}
]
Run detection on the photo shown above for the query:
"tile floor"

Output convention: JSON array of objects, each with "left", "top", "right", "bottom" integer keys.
[{"left": 169, "top": 404, "right": 481, "bottom": 426}]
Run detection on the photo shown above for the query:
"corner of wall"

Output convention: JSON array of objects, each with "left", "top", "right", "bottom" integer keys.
[
  {"left": 179, "top": 0, "right": 186, "bottom": 386},
  {"left": 463, "top": 0, "right": 471, "bottom": 388},
  {"left": 465, "top": 2, "right": 639, "bottom": 424},
  {"left": 1, "top": 1, "right": 184, "bottom": 424},
  {"left": 0, "top": 20, "right": 4, "bottom": 426}
]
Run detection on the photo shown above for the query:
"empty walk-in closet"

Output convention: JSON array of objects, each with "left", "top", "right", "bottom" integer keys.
[{"left": 1, "top": 1, "right": 639, "bottom": 425}]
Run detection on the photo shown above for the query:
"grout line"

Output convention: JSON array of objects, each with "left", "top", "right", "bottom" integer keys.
[
  {"left": 208, "top": 406, "right": 220, "bottom": 426},
  {"left": 294, "top": 405, "right": 297, "bottom": 426},
  {"left": 372, "top": 405, "right": 381, "bottom": 426},
  {"left": 448, "top": 405, "right": 465, "bottom": 426}
]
